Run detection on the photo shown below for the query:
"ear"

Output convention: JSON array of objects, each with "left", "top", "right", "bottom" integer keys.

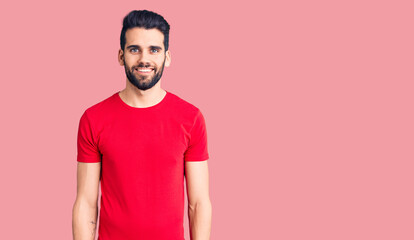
[
  {"left": 165, "top": 50, "right": 171, "bottom": 67},
  {"left": 118, "top": 49, "right": 124, "bottom": 66}
]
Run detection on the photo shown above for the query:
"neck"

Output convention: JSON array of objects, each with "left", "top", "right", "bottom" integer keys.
[{"left": 120, "top": 84, "right": 166, "bottom": 108}]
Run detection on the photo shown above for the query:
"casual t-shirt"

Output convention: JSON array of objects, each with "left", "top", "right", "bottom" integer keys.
[{"left": 76, "top": 90, "right": 209, "bottom": 240}]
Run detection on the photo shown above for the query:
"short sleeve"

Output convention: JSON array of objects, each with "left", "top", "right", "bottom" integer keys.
[
  {"left": 77, "top": 110, "right": 101, "bottom": 163},
  {"left": 184, "top": 109, "right": 210, "bottom": 161}
]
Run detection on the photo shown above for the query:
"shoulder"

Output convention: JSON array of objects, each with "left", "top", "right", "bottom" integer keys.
[
  {"left": 81, "top": 92, "right": 118, "bottom": 119},
  {"left": 167, "top": 91, "right": 202, "bottom": 117}
]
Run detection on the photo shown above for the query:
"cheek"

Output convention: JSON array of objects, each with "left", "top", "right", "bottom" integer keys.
[{"left": 124, "top": 61, "right": 134, "bottom": 70}]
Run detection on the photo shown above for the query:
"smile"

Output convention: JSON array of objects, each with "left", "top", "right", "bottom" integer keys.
[{"left": 135, "top": 67, "right": 154, "bottom": 73}]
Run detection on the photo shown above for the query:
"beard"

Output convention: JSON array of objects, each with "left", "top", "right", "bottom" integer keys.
[{"left": 124, "top": 57, "right": 166, "bottom": 91}]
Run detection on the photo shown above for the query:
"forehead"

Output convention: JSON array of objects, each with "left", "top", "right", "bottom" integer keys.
[{"left": 125, "top": 27, "right": 164, "bottom": 48}]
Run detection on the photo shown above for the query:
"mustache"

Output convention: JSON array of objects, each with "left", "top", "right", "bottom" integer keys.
[{"left": 135, "top": 64, "right": 154, "bottom": 69}]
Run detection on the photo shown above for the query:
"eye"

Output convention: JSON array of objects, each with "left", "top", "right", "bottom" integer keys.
[
  {"left": 131, "top": 48, "right": 138, "bottom": 53},
  {"left": 151, "top": 49, "right": 159, "bottom": 53}
]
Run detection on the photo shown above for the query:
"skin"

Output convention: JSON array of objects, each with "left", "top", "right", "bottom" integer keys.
[
  {"left": 73, "top": 27, "right": 211, "bottom": 240},
  {"left": 72, "top": 162, "right": 100, "bottom": 240},
  {"left": 185, "top": 160, "right": 212, "bottom": 240}
]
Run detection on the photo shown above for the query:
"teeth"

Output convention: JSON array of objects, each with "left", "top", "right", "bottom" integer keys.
[{"left": 136, "top": 68, "right": 153, "bottom": 72}]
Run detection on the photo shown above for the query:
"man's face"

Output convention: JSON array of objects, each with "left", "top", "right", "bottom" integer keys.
[{"left": 119, "top": 27, "right": 171, "bottom": 91}]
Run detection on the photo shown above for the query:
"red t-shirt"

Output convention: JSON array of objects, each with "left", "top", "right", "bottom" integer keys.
[{"left": 77, "top": 90, "right": 209, "bottom": 240}]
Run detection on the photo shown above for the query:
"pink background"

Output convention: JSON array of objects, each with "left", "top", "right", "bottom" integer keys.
[{"left": 0, "top": 0, "right": 413, "bottom": 239}]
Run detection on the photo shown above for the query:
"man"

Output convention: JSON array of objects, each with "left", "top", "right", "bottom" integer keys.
[{"left": 72, "top": 10, "right": 212, "bottom": 240}]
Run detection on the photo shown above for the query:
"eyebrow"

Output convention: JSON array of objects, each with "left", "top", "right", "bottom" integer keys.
[{"left": 126, "top": 45, "right": 163, "bottom": 50}]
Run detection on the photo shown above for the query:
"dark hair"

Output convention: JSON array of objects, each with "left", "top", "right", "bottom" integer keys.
[{"left": 120, "top": 10, "right": 170, "bottom": 52}]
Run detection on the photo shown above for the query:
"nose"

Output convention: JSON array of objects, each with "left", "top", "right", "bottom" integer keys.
[{"left": 138, "top": 50, "right": 151, "bottom": 67}]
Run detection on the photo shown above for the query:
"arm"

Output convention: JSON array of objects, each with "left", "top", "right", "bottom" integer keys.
[
  {"left": 72, "top": 162, "right": 101, "bottom": 240},
  {"left": 185, "top": 160, "right": 212, "bottom": 240}
]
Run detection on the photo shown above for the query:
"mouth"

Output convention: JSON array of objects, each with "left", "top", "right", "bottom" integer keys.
[{"left": 134, "top": 67, "right": 154, "bottom": 74}]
